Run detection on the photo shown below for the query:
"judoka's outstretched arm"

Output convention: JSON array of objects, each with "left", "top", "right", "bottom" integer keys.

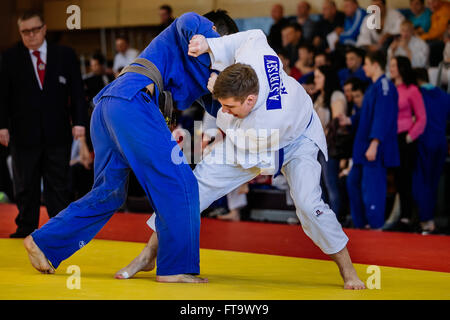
[{"left": 188, "top": 29, "right": 267, "bottom": 71}]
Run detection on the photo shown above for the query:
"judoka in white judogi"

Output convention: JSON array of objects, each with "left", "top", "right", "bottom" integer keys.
[{"left": 148, "top": 29, "right": 349, "bottom": 255}]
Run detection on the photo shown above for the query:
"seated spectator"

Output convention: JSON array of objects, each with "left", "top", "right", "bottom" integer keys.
[
  {"left": 313, "top": 66, "right": 348, "bottom": 217},
  {"left": 429, "top": 21, "right": 450, "bottom": 92},
  {"left": 291, "top": 1, "right": 317, "bottom": 43},
  {"left": 314, "top": 0, "right": 346, "bottom": 51},
  {"left": 277, "top": 49, "right": 302, "bottom": 80},
  {"left": 385, "top": 56, "right": 427, "bottom": 232},
  {"left": 314, "top": 51, "right": 331, "bottom": 68},
  {"left": 340, "top": 51, "right": 400, "bottom": 230},
  {"left": 83, "top": 53, "right": 115, "bottom": 103},
  {"left": 350, "top": 79, "right": 368, "bottom": 115},
  {"left": 157, "top": 4, "right": 175, "bottom": 34},
  {"left": 268, "top": 4, "right": 289, "bottom": 52},
  {"left": 421, "top": 0, "right": 450, "bottom": 66},
  {"left": 387, "top": 20, "right": 429, "bottom": 71},
  {"left": 357, "top": 0, "right": 405, "bottom": 52},
  {"left": 420, "top": 0, "right": 449, "bottom": 41},
  {"left": 343, "top": 77, "right": 365, "bottom": 116},
  {"left": 412, "top": 68, "right": 450, "bottom": 234},
  {"left": 339, "top": 0, "right": 367, "bottom": 46},
  {"left": 338, "top": 47, "right": 371, "bottom": 87},
  {"left": 112, "top": 34, "right": 139, "bottom": 74},
  {"left": 404, "top": 0, "right": 432, "bottom": 35},
  {"left": 294, "top": 44, "right": 315, "bottom": 77},
  {"left": 281, "top": 22, "right": 304, "bottom": 67}
]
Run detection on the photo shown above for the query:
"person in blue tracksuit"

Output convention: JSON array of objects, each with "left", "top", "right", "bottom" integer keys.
[
  {"left": 340, "top": 51, "right": 400, "bottom": 229},
  {"left": 23, "top": 11, "right": 237, "bottom": 283},
  {"left": 412, "top": 68, "right": 450, "bottom": 234}
]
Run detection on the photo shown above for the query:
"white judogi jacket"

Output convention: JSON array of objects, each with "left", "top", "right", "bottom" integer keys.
[{"left": 206, "top": 30, "right": 328, "bottom": 174}]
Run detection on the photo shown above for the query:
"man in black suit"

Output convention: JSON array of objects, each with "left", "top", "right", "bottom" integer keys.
[{"left": 0, "top": 10, "right": 87, "bottom": 238}]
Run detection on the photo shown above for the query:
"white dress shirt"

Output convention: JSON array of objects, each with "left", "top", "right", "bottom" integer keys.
[
  {"left": 357, "top": 9, "right": 405, "bottom": 47},
  {"left": 112, "top": 48, "right": 139, "bottom": 72}
]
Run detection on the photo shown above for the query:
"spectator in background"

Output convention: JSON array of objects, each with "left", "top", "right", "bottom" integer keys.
[
  {"left": 339, "top": 0, "right": 367, "bottom": 46},
  {"left": 387, "top": 20, "right": 429, "bottom": 71},
  {"left": 343, "top": 77, "right": 365, "bottom": 116},
  {"left": 112, "top": 34, "right": 139, "bottom": 74},
  {"left": 294, "top": 43, "right": 315, "bottom": 80},
  {"left": 420, "top": 0, "right": 449, "bottom": 41},
  {"left": 0, "top": 10, "right": 87, "bottom": 238},
  {"left": 291, "top": 1, "right": 317, "bottom": 43},
  {"left": 338, "top": 46, "right": 371, "bottom": 87},
  {"left": 314, "top": 0, "right": 346, "bottom": 51},
  {"left": 405, "top": 0, "right": 432, "bottom": 35},
  {"left": 84, "top": 53, "right": 115, "bottom": 103},
  {"left": 420, "top": 0, "right": 450, "bottom": 66},
  {"left": 313, "top": 66, "right": 348, "bottom": 217},
  {"left": 385, "top": 56, "right": 427, "bottom": 232},
  {"left": 314, "top": 51, "right": 331, "bottom": 68},
  {"left": 412, "top": 68, "right": 450, "bottom": 234},
  {"left": 268, "top": 4, "right": 289, "bottom": 52},
  {"left": 281, "top": 22, "right": 304, "bottom": 67},
  {"left": 277, "top": 48, "right": 302, "bottom": 80},
  {"left": 341, "top": 51, "right": 400, "bottom": 230},
  {"left": 157, "top": 4, "right": 175, "bottom": 34},
  {"left": 357, "top": 0, "right": 405, "bottom": 52}
]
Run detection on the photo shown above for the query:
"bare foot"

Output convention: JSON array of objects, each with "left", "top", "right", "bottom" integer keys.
[
  {"left": 23, "top": 235, "right": 55, "bottom": 274},
  {"left": 156, "top": 274, "right": 208, "bottom": 283},
  {"left": 344, "top": 277, "right": 366, "bottom": 290},
  {"left": 115, "top": 245, "right": 156, "bottom": 279},
  {"left": 218, "top": 209, "right": 240, "bottom": 221}
]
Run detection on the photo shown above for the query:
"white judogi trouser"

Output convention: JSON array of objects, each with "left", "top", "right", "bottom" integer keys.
[{"left": 148, "top": 133, "right": 349, "bottom": 255}]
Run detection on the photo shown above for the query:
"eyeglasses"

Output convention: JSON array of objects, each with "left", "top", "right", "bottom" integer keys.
[{"left": 20, "top": 25, "right": 44, "bottom": 36}]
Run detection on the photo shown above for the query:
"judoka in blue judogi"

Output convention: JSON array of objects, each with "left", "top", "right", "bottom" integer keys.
[
  {"left": 28, "top": 12, "right": 225, "bottom": 278},
  {"left": 412, "top": 83, "right": 450, "bottom": 224},
  {"left": 346, "top": 73, "right": 400, "bottom": 229}
]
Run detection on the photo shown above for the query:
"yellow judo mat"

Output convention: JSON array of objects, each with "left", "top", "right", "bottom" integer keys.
[{"left": 0, "top": 238, "right": 449, "bottom": 300}]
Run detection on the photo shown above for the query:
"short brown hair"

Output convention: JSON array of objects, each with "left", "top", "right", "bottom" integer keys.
[
  {"left": 18, "top": 9, "right": 45, "bottom": 25},
  {"left": 213, "top": 63, "right": 259, "bottom": 102}
]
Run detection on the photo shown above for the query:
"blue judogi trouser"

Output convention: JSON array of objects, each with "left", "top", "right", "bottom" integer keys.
[
  {"left": 412, "top": 137, "right": 447, "bottom": 222},
  {"left": 346, "top": 163, "right": 387, "bottom": 229},
  {"left": 31, "top": 90, "right": 201, "bottom": 276}
]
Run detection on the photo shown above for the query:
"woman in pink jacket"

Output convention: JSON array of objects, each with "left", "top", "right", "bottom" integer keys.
[{"left": 387, "top": 55, "right": 427, "bottom": 232}]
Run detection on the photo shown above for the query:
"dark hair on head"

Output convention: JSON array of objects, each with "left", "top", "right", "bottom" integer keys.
[
  {"left": 159, "top": 5, "right": 173, "bottom": 14},
  {"left": 346, "top": 46, "right": 365, "bottom": 59},
  {"left": 344, "top": 77, "right": 362, "bottom": 88},
  {"left": 276, "top": 47, "right": 291, "bottom": 60},
  {"left": 410, "top": 0, "right": 424, "bottom": 4},
  {"left": 116, "top": 33, "right": 129, "bottom": 43},
  {"left": 366, "top": 50, "right": 386, "bottom": 69},
  {"left": 282, "top": 22, "right": 303, "bottom": 34},
  {"left": 213, "top": 63, "right": 259, "bottom": 102},
  {"left": 316, "top": 65, "right": 342, "bottom": 108},
  {"left": 351, "top": 78, "right": 368, "bottom": 93},
  {"left": 315, "top": 50, "right": 329, "bottom": 61},
  {"left": 91, "top": 52, "right": 106, "bottom": 65},
  {"left": 299, "top": 43, "right": 314, "bottom": 53},
  {"left": 18, "top": 9, "right": 44, "bottom": 24},
  {"left": 393, "top": 55, "right": 417, "bottom": 86},
  {"left": 203, "top": 9, "right": 239, "bottom": 35},
  {"left": 413, "top": 67, "right": 429, "bottom": 83}
]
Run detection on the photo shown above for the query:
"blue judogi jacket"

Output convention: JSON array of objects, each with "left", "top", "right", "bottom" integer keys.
[
  {"left": 352, "top": 74, "right": 400, "bottom": 167},
  {"left": 93, "top": 12, "right": 220, "bottom": 114},
  {"left": 339, "top": 7, "right": 366, "bottom": 45},
  {"left": 418, "top": 84, "right": 450, "bottom": 146}
]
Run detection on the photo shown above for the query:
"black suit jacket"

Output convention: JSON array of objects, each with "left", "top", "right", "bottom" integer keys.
[{"left": 0, "top": 41, "right": 87, "bottom": 147}]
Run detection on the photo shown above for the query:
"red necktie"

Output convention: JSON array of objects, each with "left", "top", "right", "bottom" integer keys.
[{"left": 32, "top": 50, "right": 46, "bottom": 88}]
